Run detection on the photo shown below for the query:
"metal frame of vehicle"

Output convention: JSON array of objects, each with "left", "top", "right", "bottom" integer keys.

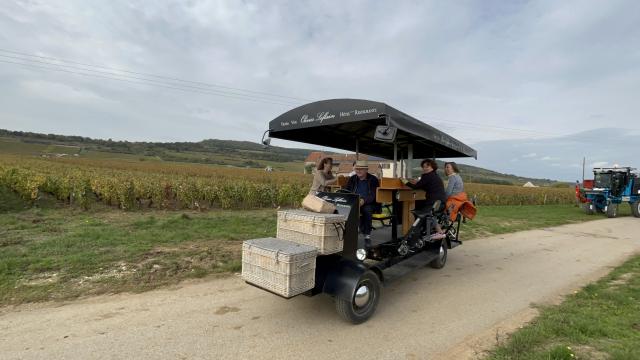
[{"left": 252, "top": 99, "right": 477, "bottom": 323}]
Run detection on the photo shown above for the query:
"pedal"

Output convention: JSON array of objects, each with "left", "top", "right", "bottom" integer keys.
[{"left": 397, "top": 241, "right": 409, "bottom": 256}]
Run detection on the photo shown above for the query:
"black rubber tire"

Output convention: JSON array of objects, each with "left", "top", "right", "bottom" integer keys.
[
  {"left": 430, "top": 240, "right": 448, "bottom": 269},
  {"left": 583, "top": 203, "right": 595, "bottom": 215},
  {"left": 335, "top": 271, "right": 381, "bottom": 324},
  {"left": 631, "top": 201, "right": 640, "bottom": 218},
  {"left": 606, "top": 202, "right": 618, "bottom": 218}
]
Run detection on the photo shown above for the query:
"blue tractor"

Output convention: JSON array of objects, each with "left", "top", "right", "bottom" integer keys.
[{"left": 583, "top": 167, "right": 640, "bottom": 218}]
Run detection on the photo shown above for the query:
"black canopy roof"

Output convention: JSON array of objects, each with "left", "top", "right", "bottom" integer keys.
[{"left": 268, "top": 99, "right": 477, "bottom": 160}]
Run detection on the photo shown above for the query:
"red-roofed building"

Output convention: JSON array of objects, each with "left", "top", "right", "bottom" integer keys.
[
  {"left": 336, "top": 162, "right": 354, "bottom": 175},
  {"left": 304, "top": 151, "right": 325, "bottom": 165},
  {"left": 303, "top": 152, "right": 371, "bottom": 174},
  {"left": 303, "top": 152, "right": 398, "bottom": 178}
]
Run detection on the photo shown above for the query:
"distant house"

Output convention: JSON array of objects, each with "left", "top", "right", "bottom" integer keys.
[
  {"left": 303, "top": 152, "right": 369, "bottom": 174},
  {"left": 335, "top": 162, "right": 383, "bottom": 178},
  {"left": 523, "top": 181, "right": 538, "bottom": 188},
  {"left": 304, "top": 151, "right": 325, "bottom": 168},
  {"left": 304, "top": 153, "right": 409, "bottom": 178},
  {"left": 336, "top": 162, "right": 355, "bottom": 176}
]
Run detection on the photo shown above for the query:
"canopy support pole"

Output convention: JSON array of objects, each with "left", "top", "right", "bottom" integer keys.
[
  {"left": 407, "top": 144, "right": 413, "bottom": 178},
  {"left": 400, "top": 150, "right": 404, "bottom": 178},
  {"left": 393, "top": 143, "right": 398, "bottom": 178},
  {"left": 355, "top": 139, "right": 359, "bottom": 160}
]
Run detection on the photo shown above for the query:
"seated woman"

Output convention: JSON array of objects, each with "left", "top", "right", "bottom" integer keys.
[
  {"left": 405, "top": 159, "right": 447, "bottom": 238},
  {"left": 444, "top": 162, "right": 464, "bottom": 197},
  {"left": 444, "top": 161, "right": 475, "bottom": 222},
  {"left": 309, "top": 157, "right": 337, "bottom": 194},
  {"left": 345, "top": 161, "right": 380, "bottom": 241}
]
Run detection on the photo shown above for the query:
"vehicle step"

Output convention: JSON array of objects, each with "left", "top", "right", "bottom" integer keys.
[
  {"left": 380, "top": 251, "right": 439, "bottom": 283},
  {"left": 450, "top": 240, "right": 462, "bottom": 249}
]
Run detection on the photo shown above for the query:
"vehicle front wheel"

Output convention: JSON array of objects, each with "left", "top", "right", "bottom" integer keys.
[
  {"left": 430, "top": 240, "right": 448, "bottom": 269},
  {"left": 606, "top": 202, "right": 618, "bottom": 218},
  {"left": 631, "top": 200, "right": 640, "bottom": 218},
  {"left": 335, "top": 271, "right": 381, "bottom": 324}
]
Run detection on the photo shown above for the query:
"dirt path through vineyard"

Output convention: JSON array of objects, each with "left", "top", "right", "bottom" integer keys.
[{"left": 1, "top": 218, "right": 639, "bottom": 360}]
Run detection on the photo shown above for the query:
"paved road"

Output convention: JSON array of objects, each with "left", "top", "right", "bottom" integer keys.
[{"left": 1, "top": 218, "right": 639, "bottom": 360}]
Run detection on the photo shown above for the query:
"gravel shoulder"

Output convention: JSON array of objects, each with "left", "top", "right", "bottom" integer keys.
[{"left": 1, "top": 218, "right": 639, "bottom": 360}]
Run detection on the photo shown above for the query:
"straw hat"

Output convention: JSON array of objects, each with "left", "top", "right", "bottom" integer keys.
[{"left": 354, "top": 160, "right": 369, "bottom": 169}]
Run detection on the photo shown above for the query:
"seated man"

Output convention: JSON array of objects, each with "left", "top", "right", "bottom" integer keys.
[{"left": 345, "top": 161, "right": 380, "bottom": 241}]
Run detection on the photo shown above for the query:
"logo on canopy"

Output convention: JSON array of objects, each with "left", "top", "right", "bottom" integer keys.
[{"left": 300, "top": 112, "right": 336, "bottom": 124}]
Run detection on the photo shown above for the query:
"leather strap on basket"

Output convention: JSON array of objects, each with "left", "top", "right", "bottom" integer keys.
[{"left": 332, "top": 223, "right": 345, "bottom": 240}]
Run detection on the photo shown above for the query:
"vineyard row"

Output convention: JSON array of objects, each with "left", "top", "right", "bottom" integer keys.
[{"left": 0, "top": 157, "right": 575, "bottom": 210}]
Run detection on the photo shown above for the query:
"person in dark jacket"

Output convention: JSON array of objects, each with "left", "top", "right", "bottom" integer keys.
[
  {"left": 345, "top": 160, "right": 380, "bottom": 240},
  {"left": 405, "top": 159, "right": 447, "bottom": 237}
]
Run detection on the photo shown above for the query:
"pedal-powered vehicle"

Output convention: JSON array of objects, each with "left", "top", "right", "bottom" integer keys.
[
  {"left": 256, "top": 99, "right": 477, "bottom": 323},
  {"left": 582, "top": 167, "right": 640, "bottom": 218}
]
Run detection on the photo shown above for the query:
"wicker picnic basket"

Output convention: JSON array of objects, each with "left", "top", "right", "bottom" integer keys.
[
  {"left": 276, "top": 210, "right": 346, "bottom": 254},
  {"left": 301, "top": 194, "right": 337, "bottom": 213},
  {"left": 241, "top": 238, "right": 317, "bottom": 298}
]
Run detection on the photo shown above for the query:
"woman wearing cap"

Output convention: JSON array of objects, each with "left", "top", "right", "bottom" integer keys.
[
  {"left": 310, "top": 157, "right": 337, "bottom": 194},
  {"left": 345, "top": 160, "right": 380, "bottom": 240}
]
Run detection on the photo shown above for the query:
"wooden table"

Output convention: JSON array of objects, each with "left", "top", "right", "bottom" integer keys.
[
  {"left": 376, "top": 178, "right": 426, "bottom": 236},
  {"left": 329, "top": 177, "right": 425, "bottom": 238},
  {"left": 328, "top": 176, "right": 348, "bottom": 193}
]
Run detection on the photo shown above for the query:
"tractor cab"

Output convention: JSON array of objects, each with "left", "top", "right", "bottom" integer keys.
[{"left": 592, "top": 167, "right": 633, "bottom": 197}]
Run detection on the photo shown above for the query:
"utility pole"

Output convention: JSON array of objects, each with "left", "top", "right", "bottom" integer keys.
[{"left": 582, "top": 157, "right": 585, "bottom": 183}]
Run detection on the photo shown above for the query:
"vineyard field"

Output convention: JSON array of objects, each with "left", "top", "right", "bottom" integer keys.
[{"left": 0, "top": 154, "right": 575, "bottom": 210}]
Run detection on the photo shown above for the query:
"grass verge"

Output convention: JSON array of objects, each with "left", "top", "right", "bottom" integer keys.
[
  {"left": 461, "top": 204, "right": 630, "bottom": 240},
  {"left": 0, "top": 187, "right": 623, "bottom": 306},
  {"left": 1, "top": 188, "right": 276, "bottom": 305},
  {"left": 486, "top": 254, "right": 640, "bottom": 359}
]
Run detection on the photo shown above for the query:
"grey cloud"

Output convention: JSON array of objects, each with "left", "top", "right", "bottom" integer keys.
[
  {"left": 0, "top": 0, "right": 639, "bottom": 177},
  {"left": 460, "top": 127, "right": 639, "bottom": 181}
]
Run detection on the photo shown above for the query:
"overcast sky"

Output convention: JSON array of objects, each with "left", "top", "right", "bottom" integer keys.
[{"left": 0, "top": 1, "right": 638, "bottom": 179}]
